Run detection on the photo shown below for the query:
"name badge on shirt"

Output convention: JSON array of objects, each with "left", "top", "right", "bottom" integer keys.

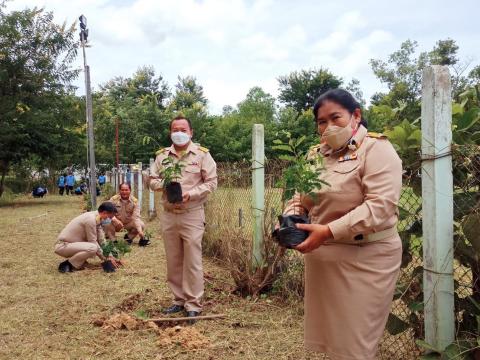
[{"left": 338, "top": 153, "right": 358, "bottom": 162}]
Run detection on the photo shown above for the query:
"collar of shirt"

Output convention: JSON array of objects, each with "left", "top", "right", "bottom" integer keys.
[{"left": 166, "top": 142, "right": 200, "bottom": 157}]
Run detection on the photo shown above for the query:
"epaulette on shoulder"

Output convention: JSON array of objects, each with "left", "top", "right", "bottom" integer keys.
[
  {"left": 367, "top": 132, "right": 388, "bottom": 139},
  {"left": 131, "top": 196, "right": 138, "bottom": 204},
  {"left": 111, "top": 194, "right": 121, "bottom": 201},
  {"left": 308, "top": 143, "right": 321, "bottom": 154},
  {"left": 306, "top": 144, "right": 322, "bottom": 159},
  {"left": 155, "top": 148, "right": 167, "bottom": 156},
  {"left": 198, "top": 146, "right": 209, "bottom": 153}
]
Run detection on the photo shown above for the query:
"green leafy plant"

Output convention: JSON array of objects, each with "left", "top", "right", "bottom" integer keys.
[
  {"left": 273, "top": 132, "right": 327, "bottom": 203},
  {"left": 143, "top": 229, "right": 153, "bottom": 240},
  {"left": 159, "top": 157, "right": 185, "bottom": 186},
  {"left": 101, "top": 239, "right": 131, "bottom": 260}
]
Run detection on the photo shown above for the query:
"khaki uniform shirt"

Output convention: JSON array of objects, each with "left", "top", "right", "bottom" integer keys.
[
  {"left": 109, "top": 194, "right": 141, "bottom": 224},
  {"left": 285, "top": 125, "right": 402, "bottom": 244},
  {"left": 149, "top": 142, "right": 217, "bottom": 211},
  {"left": 57, "top": 211, "right": 105, "bottom": 255}
]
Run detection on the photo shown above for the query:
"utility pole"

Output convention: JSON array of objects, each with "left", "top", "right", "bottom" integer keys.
[
  {"left": 79, "top": 15, "right": 97, "bottom": 209},
  {"left": 116, "top": 116, "right": 120, "bottom": 191}
]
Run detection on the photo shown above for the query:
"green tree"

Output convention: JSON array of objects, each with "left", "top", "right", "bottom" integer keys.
[
  {"left": 277, "top": 68, "right": 343, "bottom": 113},
  {"left": 369, "top": 38, "right": 478, "bottom": 124},
  {"left": 203, "top": 87, "right": 277, "bottom": 162},
  {"left": 169, "top": 75, "right": 207, "bottom": 110},
  {"left": 94, "top": 67, "right": 170, "bottom": 165},
  {"left": 0, "top": 5, "right": 80, "bottom": 196}
]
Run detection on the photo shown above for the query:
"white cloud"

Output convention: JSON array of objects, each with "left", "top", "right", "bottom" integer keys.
[{"left": 4, "top": 0, "right": 479, "bottom": 113}]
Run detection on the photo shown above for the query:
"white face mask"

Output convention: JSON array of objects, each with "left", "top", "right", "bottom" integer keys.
[
  {"left": 101, "top": 218, "right": 112, "bottom": 225},
  {"left": 171, "top": 131, "right": 190, "bottom": 146}
]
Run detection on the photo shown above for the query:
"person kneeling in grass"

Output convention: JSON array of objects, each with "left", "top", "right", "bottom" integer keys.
[
  {"left": 104, "top": 182, "right": 150, "bottom": 246},
  {"left": 54, "top": 202, "right": 120, "bottom": 273}
]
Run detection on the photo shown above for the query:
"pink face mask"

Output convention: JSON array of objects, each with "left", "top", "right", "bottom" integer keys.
[{"left": 321, "top": 115, "right": 357, "bottom": 150}]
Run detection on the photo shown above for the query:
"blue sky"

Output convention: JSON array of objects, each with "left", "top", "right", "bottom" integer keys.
[{"left": 6, "top": 0, "right": 479, "bottom": 113}]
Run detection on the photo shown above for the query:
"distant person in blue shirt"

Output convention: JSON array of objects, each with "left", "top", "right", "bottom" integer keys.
[
  {"left": 57, "top": 174, "right": 66, "bottom": 195},
  {"left": 32, "top": 186, "right": 47, "bottom": 198},
  {"left": 66, "top": 173, "right": 75, "bottom": 195},
  {"left": 98, "top": 174, "right": 106, "bottom": 187},
  {"left": 126, "top": 168, "right": 132, "bottom": 185}
]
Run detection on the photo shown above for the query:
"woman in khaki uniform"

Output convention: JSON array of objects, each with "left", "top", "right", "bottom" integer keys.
[{"left": 284, "top": 89, "right": 402, "bottom": 360}]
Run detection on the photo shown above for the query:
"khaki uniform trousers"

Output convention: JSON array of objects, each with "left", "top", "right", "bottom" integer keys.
[
  {"left": 304, "top": 234, "right": 402, "bottom": 360},
  {"left": 105, "top": 219, "right": 145, "bottom": 240},
  {"left": 160, "top": 207, "right": 205, "bottom": 312},
  {"left": 54, "top": 242, "right": 98, "bottom": 269}
]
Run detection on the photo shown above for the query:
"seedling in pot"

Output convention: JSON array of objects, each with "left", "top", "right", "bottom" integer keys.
[
  {"left": 272, "top": 132, "right": 328, "bottom": 248},
  {"left": 100, "top": 239, "right": 131, "bottom": 272},
  {"left": 160, "top": 157, "right": 185, "bottom": 203}
]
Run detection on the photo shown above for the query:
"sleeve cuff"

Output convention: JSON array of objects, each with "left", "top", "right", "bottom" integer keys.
[
  {"left": 188, "top": 189, "right": 200, "bottom": 201},
  {"left": 328, "top": 216, "right": 351, "bottom": 241},
  {"left": 149, "top": 179, "right": 164, "bottom": 191}
]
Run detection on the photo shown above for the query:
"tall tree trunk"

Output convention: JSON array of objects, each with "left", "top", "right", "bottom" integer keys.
[{"left": 0, "top": 160, "right": 9, "bottom": 198}]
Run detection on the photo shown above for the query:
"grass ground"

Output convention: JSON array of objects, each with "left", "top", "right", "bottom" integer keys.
[{"left": 0, "top": 194, "right": 324, "bottom": 360}]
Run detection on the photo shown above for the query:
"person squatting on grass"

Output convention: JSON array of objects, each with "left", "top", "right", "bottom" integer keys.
[
  {"left": 149, "top": 115, "right": 217, "bottom": 324},
  {"left": 283, "top": 89, "right": 403, "bottom": 359},
  {"left": 103, "top": 182, "right": 150, "bottom": 246},
  {"left": 54, "top": 202, "right": 121, "bottom": 273}
]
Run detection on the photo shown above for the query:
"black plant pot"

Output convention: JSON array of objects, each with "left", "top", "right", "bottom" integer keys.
[
  {"left": 165, "top": 181, "right": 183, "bottom": 203},
  {"left": 102, "top": 260, "right": 116, "bottom": 273},
  {"left": 272, "top": 214, "right": 310, "bottom": 249}
]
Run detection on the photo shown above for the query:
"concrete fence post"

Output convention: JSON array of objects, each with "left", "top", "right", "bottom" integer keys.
[
  {"left": 148, "top": 158, "right": 156, "bottom": 219},
  {"left": 252, "top": 124, "right": 265, "bottom": 269},
  {"left": 421, "top": 65, "right": 454, "bottom": 350}
]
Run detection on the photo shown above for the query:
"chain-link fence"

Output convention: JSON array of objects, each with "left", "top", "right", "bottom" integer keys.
[{"left": 200, "top": 144, "right": 480, "bottom": 359}]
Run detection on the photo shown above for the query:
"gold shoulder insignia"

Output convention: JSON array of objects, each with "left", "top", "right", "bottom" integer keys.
[
  {"left": 198, "top": 146, "right": 209, "bottom": 153},
  {"left": 155, "top": 148, "right": 166, "bottom": 156},
  {"left": 306, "top": 144, "right": 322, "bottom": 159},
  {"left": 131, "top": 196, "right": 138, "bottom": 204},
  {"left": 111, "top": 194, "right": 120, "bottom": 201},
  {"left": 367, "top": 132, "right": 388, "bottom": 139}
]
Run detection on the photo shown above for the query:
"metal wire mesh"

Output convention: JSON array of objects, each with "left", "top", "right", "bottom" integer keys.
[{"left": 147, "top": 144, "right": 480, "bottom": 358}]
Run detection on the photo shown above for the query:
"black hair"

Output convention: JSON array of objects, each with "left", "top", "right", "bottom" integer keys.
[
  {"left": 98, "top": 201, "right": 117, "bottom": 214},
  {"left": 313, "top": 88, "right": 368, "bottom": 128},
  {"left": 119, "top": 182, "right": 131, "bottom": 190},
  {"left": 169, "top": 115, "right": 192, "bottom": 131}
]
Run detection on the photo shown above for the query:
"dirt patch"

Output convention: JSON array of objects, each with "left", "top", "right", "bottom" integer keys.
[
  {"left": 92, "top": 312, "right": 159, "bottom": 332},
  {"left": 113, "top": 293, "right": 144, "bottom": 312},
  {"left": 158, "top": 325, "right": 210, "bottom": 350}
]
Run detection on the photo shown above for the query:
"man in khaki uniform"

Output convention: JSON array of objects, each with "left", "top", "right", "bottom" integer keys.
[
  {"left": 149, "top": 115, "right": 217, "bottom": 323},
  {"left": 54, "top": 202, "right": 120, "bottom": 273},
  {"left": 104, "top": 183, "right": 149, "bottom": 246}
]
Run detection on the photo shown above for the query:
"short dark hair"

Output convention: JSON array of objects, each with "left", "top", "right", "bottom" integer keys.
[
  {"left": 98, "top": 201, "right": 117, "bottom": 214},
  {"left": 119, "top": 182, "right": 131, "bottom": 190},
  {"left": 313, "top": 88, "right": 367, "bottom": 128},
  {"left": 169, "top": 115, "right": 192, "bottom": 131}
]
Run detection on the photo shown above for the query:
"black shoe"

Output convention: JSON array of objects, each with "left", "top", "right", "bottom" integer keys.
[
  {"left": 186, "top": 310, "right": 201, "bottom": 325},
  {"left": 138, "top": 237, "right": 150, "bottom": 247},
  {"left": 162, "top": 304, "right": 184, "bottom": 314},
  {"left": 124, "top": 234, "right": 133, "bottom": 245},
  {"left": 58, "top": 260, "right": 73, "bottom": 273}
]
